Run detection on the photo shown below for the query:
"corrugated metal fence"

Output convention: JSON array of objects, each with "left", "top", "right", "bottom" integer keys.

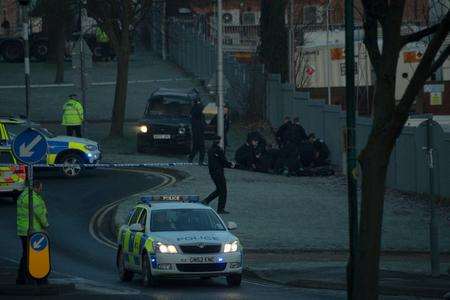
[
  {"left": 266, "top": 74, "right": 450, "bottom": 198},
  {"left": 149, "top": 12, "right": 266, "bottom": 115}
]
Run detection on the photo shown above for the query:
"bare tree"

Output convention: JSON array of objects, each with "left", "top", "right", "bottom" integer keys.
[
  {"left": 355, "top": 1, "right": 450, "bottom": 298},
  {"left": 87, "top": 0, "right": 152, "bottom": 137},
  {"left": 34, "top": 0, "right": 76, "bottom": 83},
  {"left": 294, "top": 46, "right": 312, "bottom": 88}
]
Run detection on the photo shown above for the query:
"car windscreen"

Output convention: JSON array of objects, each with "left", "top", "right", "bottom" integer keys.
[
  {"left": 145, "top": 96, "right": 192, "bottom": 117},
  {"left": 5, "top": 123, "right": 55, "bottom": 139},
  {"left": 0, "top": 151, "right": 14, "bottom": 163},
  {"left": 150, "top": 209, "right": 226, "bottom": 232}
]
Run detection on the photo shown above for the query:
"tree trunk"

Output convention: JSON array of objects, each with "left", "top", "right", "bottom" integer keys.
[
  {"left": 354, "top": 104, "right": 399, "bottom": 299},
  {"left": 54, "top": 24, "right": 65, "bottom": 83},
  {"left": 355, "top": 145, "right": 389, "bottom": 299},
  {"left": 109, "top": 49, "right": 130, "bottom": 137}
]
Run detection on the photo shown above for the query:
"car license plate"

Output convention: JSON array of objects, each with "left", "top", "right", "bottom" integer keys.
[
  {"left": 153, "top": 134, "right": 171, "bottom": 140},
  {"left": 189, "top": 257, "right": 215, "bottom": 263}
]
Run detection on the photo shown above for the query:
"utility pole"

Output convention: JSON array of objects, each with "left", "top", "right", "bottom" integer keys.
[
  {"left": 345, "top": 0, "right": 358, "bottom": 298},
  {"left": 217, "top": 0, "right": 225, "bottom": 148},
  {"left": 19, "top": 0, "right": 31, "bottom": 120},
  {"left": 288, "top": 0, "right": 294, "bottom": 85},
  {"left": 325, "top": 0, "right": 332, "bottom": 105}
]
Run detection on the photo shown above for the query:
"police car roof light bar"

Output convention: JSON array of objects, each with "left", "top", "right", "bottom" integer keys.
[{"left": 140, "top": 195, "right": 200, "bottom": 205}]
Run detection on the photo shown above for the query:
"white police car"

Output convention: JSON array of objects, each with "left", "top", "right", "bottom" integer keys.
[{"left": 116, "top": 195, "right": 243, "bottom": 287}]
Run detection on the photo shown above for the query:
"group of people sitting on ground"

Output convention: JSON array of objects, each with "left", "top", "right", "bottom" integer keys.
[{"left": 234, "top": 116, "right": 332, "bottom": 176}]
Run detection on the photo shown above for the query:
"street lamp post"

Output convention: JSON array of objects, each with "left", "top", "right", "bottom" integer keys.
[
  {"left": 18, "top": 0, "right": 31, "bottom": 120},
  {"left": 326, "top": 0, "right": 332, "bottom": 105},
  {"left": 217, "top": 0, "right": 225, "bottom": 148}
]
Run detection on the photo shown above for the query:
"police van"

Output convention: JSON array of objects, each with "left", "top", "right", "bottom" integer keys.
[{"left": 117, "top": 195, "right": 243, "bottom": 287}]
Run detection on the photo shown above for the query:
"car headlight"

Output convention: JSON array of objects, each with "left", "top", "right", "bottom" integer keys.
[
  {"left": 224, "top": 241, "right": 239, "bottom": 253},
  {"left": 155, "top": 242, "right": 178, "bottom": 254},
  {"left": 139, "top": 125, "right": 148, "bottom": 133},
  {"left": 178, "top": 126, "right": 186, "bottom": 135},
  {"left": 84, "top": 144, "right": 98, "bottom": 151}
]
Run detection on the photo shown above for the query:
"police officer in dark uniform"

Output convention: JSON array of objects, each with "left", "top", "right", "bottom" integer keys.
[
  {"left": 287, "top": 117, "right": 308, "bottom": 145},
  {"left": 309, "top": 133, "right": 331, "bottom": 166},
  {"left": 235, "top": 135, "right": 258, "bottom": 170},
  {"left": 202, "top": 136, "right": 235, "bottom": 214},
  {"left": 188, "top": 99, "right": 206, "bottom": 165},
  {"left": 275, "top": 116, "right": 292, "bottom": 148}
]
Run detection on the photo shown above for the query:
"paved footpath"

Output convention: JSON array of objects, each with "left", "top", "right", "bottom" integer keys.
[{"left": 108, "top": 152, "right": 450, "bottom": 253}]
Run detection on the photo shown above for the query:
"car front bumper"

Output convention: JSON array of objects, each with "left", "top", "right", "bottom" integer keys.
[
  {"left": 149, "top": 251, "right": 243, "bottom": 277},
  {"left": 137, "top": 133, "right": 191, "bottom": 148},
  {"left": 85, "top": 150, "right": 102, "bottom": 164}
]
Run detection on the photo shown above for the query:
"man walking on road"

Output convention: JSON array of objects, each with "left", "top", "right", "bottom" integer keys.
[
  {"left": 202, "top": 137, "right": 235, "bottom": 214},
  {"left": 16, "top": 180, "right": 49, "bottom": 285},
  {"left": 62, "top": 94, "right": 84, "bottom": 137},
  {"left": 188, "top": 99, "right": 206, "bottom": 165}
]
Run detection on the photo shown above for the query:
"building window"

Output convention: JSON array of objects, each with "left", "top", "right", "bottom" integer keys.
[{"left": 241, "top": 12, "right": 256, "bottom": 25}]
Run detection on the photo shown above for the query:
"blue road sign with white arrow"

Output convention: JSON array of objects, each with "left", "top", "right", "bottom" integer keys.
[
  {"left": 30, "top": 232, "right": 48, "bottom": 252},
  {"left": 12, "top": 128, "right": 48, "bottom": 165}
]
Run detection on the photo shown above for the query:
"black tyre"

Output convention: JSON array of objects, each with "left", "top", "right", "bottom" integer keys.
[
  {"left": 31, "top": 40, "right": 49, "bottom": 61},
  {"left": 137, "top": 137, "right": 153, "bottom": 154},
  {"left": 182, "top": 145, "right": 191, "bottom": 155},
  {"left": 2, "top": 41, "right": 24, "bottom": 62},
  {"left": 92, "top": 46, "right": 103, "bottom": 61},
  {"left": 226, "top": 274, "right": 242, "bottom": 287},
  {"left": 60, "top": 153, "right": 84, "bottom": 178},
  {"left": 141, "top": 254, "right": 158, "bottom": 287},
  {"left": 117, "top": 248, "right": 133, "bottom": 282}
]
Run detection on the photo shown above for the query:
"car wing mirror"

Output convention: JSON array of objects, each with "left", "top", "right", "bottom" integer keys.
[
  {"left": 130, "top": 223, "right": 144, "bottom": 232},
  {"left": 227, "top": 221, "right": 238, "bottom": 230}
]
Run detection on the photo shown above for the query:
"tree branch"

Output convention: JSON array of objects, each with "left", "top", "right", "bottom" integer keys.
[
  {"left": 396, "top": 11, "right": 450, "bottom": 118},
  {"left": 361, "top": 0, "right": 385, "bottom": 76},
  {"left": 429, "top": 44, "right": 450, "bottom": 76},
  {"left": 400, "top": 24, "right": 440, "bottom": 47}
]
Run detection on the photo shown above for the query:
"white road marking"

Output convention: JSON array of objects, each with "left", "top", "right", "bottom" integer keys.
[{"left": 88, "top": 169, "right": 176, "bottom": 250}]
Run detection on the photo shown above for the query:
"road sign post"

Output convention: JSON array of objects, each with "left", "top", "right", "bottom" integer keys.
[{"left": 12, "top": 128, "right": 49, "bottom": 280}]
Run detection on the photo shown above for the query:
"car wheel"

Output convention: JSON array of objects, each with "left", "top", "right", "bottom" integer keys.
[
  {"left": 182, "top": 146, "right": 191, "bottom": 155},
  {"left": 92, "top": 46, "right": 103, "bottom": 61},
  {"left": 61, "top": 154, "right": 84, "bottom": 178},
  {"left": 226, "top": 274, "right": 242, "bottom": 287},
  {"left": 117, "top": 248, "right": 133, "bottom": 282},
  {"left": 141, "top": 253, "right": 158, "bottom": 287},
  {"left": 31, "top": 41, "right": 48, "bottom": 61},
  {"left": 2, "top": 41, "right": 24, "bottom": 62},
  {"left": 137, "top": 138, "right": 153, "bottom": 154}
]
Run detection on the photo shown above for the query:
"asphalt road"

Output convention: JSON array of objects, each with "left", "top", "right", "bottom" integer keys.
[{"left": 0, "top": 169, "right": 345, "bottom": 299}]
